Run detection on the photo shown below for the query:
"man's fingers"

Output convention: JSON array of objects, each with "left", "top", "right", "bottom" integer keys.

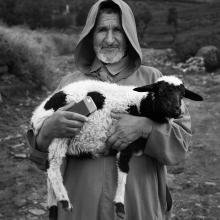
[
  {"left": 107, "top": 133, "right": 118, "bottom": 148},
  {"left": 59, "top": 102, "right": 76, "bottom": 111},
  {"left": 111, "top": 139, "right": 122, "bottom": 150},
  {"left": 65, "top": 112, "right": 88, "bottom": 122},
  {"left": 107, "top": 133, "right": 124, "bottom": 150},
  {"left": 65, "top": 127, "right": 80, "bottom": 136},
  {"left": 65, "top": 120, "right": 84, "bottom": 128}
]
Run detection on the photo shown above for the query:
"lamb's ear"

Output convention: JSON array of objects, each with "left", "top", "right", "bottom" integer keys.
[
  {"left": 184, "top": 89, "right": 203, "bottom": 101},
  {"left": 133, "top": 84, "right": 155, "bottom": 92}
]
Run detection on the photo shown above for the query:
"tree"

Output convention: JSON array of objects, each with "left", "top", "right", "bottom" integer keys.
[
  {"left": 127, "top": 1, "right": 152, "bottom": 43},
  {"left": 167, "top": 7, "right": 178, "bottom": 42}
]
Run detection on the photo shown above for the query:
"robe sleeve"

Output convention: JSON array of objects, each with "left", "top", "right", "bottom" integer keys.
[
  {"left": 27, "top": 128, "right": 49, "bottom": 171},
  {"left": 144, "top": 101, "right": 192, "bottom": 165}
]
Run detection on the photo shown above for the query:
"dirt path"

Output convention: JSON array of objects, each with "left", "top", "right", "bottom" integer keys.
[
  {"left": 0, "top": 58, "right": 219, "bottom": 220},
  {"left": 170, "top": 73, "right": 220, "bottom": 219}
]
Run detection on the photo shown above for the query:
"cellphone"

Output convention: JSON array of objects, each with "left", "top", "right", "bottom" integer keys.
[{"left": 68, "top": 96, "right": 97, "bottom": 116}]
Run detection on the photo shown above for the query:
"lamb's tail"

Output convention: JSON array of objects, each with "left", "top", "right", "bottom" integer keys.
[{"left": 47, "top": 139, "right": 73, "bottom": 211}]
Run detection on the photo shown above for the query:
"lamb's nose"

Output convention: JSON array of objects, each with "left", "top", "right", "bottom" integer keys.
[
  {"left": 175, "top": 106, "right": 180, "bottom": 111},
  {"left": 174, "top": 105, "right": 181, "bottom": 114}
]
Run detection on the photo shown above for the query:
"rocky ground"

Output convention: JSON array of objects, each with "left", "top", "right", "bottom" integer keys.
[{"left": 0, "top": 52, "right": 220, "bottom": 220}]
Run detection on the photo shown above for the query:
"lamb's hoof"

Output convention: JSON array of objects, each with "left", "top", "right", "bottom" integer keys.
[
  {"left": 49, "top": 206, "right": 58, "bottom": 220},
  {"left": 60, "top": 200, "right": 73, "bottom": 212},
  {"left": 115, "top": 202, "right": 125, "bottom": 219}
]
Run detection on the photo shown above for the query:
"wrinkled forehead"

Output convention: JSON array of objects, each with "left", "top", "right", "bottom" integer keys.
[{"left": 96, "top": 12, "right": 122, "bottom": 28}]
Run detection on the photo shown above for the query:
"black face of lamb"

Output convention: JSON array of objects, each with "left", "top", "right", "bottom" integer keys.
[
  {"left": 139, "top": 93, "right": 167, "bottom": 122},
  {"left": 139, "top": 83, "right": 185, "bottom": 122},
  {"left": 87, "top": 91, "right": 105, "bottom": 110},
  {"left": 44, "top": 91, "right": 67, "bottom": 111},
  {"left": 154, "top": 84, "right": 184, "bottom": 120}
]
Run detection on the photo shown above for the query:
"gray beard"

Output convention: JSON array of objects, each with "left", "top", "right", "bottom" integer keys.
[{"left": 95, "top": 48, "right": 126, "bottom": 64}]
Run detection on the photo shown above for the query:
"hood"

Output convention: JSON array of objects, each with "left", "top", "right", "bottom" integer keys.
[{"left": 74, "top": 0, "right": 142, "bottom": 74}]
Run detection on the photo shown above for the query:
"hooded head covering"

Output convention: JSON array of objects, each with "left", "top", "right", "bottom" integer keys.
[{"left": 75, "top": 0, "right": 142, "bottom": 74}]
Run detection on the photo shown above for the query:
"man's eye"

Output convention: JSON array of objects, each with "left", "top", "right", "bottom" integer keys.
[
  {"left": 114, "top": 27, "right": 122, "bottom": 32},
  {"left": 97, "top": 27, "right": 106, "bottom": 32}
]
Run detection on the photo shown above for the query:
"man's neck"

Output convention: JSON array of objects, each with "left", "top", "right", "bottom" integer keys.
[{"left": 91, "top": 55, "right": 129, "bottom": 76}]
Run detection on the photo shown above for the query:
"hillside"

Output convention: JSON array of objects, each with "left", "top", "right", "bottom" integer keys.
[{"left": 144, "top": 1, "right": 220, "bottom": 49}]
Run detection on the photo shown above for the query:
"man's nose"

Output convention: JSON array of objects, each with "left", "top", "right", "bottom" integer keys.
[{"left": 105, "top": 30, "right": 114, "bottom": 45}]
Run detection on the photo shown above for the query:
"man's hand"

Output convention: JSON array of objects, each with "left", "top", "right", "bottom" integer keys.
[
  {"left": 36, "top": 102, "right": 88, "bottom": 152},
  {"left": 106, "top": 112, "right": 153, "bottom": 151}
]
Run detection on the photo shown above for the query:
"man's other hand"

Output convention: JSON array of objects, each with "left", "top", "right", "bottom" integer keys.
[{"left": 106, "top": 111, "right": 153, "bottom": 151}]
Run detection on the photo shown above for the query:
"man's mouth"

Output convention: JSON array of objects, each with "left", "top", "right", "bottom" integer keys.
[{"left": 102, "top": 46, "right": 119, "bottom": 49}]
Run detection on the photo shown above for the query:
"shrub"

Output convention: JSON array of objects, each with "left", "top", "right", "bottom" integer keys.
[
  {"left": 0, "top": 26, "right": 52, "bottom": 88},
  {"left": 50, "top": 33, "right": 76, "bottom": 55},
  {"left": 0, "top": 25, "right": 78, "bottom": 90}
]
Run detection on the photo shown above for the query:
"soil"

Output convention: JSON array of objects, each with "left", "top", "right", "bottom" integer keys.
[{"left": 0, "top": 55, "right": 220, "bottom": 220}]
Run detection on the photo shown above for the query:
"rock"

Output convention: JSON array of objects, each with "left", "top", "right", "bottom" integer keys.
[
  {"left": 173, "top": 56, "right": 205, "bottom": 73},
  {"left": 11, "top": 153, "right": 28, "bottom": 159},
  {"left": 204, "top": 181, "right": 217, "bottom": 186},
  {"left": 12, "top": 216, "right": 26, "bottom": 220},
  {"left": 28, "top": 208, "right": 46, "bottom": 216},
  {"left": 27, "top": 192, "right": 41, "bottom": 201},
  {"left": 11, "top": 143, "right": 25, "bottom": 149},
  {"left": 0, "top": 134, "right": 22, "bottom": 142},
  {"left": 166, "top": 173, "right": 182, "bottom": 190},
  {"left": 195, "top": 203, "right": 202, "bottom": 207},
  {"left": 169, "top": 166, "right": 184, "bottom": 174},
  {"left": 196, "top": 45, "right": 220, "bottom": 72},
  {"left": 26, "top": 213, "right": 43, "bottom": 220},
  {"left": 13, "top": 198, "right": 27, "bottom": 207},
  {"left": 40, "top": 202, "right": 48, "bottom": 209},
  {"left": 196, "top": 45, "right": 218, "bottom": 57}
]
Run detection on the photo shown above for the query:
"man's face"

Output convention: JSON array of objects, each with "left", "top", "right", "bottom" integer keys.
[{"left": 93, "top": 12, "right": 127, "bottom": 64}]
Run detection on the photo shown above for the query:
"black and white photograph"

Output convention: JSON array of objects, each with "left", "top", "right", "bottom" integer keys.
[{"left": 0, "top": 0, "right": 219, "bottom": 219}]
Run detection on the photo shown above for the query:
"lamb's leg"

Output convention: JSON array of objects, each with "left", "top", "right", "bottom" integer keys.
[
  {"left": 47, "top": 178, "right": 58, "bottom": 220},
  {"left": 114, "top": 149, "right": 133, "bottom": 219},
  {"left": 47, "top": 138, "right": 73, "bottom": 211}
]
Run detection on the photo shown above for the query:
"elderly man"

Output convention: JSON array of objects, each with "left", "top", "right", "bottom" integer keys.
[{"left": 27, "top": 0, "right": 192, "bottom": 220}]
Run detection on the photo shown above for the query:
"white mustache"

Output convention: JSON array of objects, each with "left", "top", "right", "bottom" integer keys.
[{"left": 101, "top": 46, "right": 119, "bottom": 49}]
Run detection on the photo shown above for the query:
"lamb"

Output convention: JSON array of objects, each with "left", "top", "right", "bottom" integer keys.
[{"left": 31, "top": 75, "right": 203, "bottom": 218}]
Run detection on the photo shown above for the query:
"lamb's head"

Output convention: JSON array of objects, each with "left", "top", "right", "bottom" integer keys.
[{"left": 134, "top": 76, "right": 203, "bottom": 121}]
